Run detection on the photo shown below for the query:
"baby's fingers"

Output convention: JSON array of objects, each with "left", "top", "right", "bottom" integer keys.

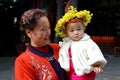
[{"left": 94, "top": 67, "right": 103, "bottom": 73}]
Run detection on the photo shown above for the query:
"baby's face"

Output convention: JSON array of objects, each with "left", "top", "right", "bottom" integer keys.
[{"left": 65, "top": 22, "right": 84, "bottom": 41}]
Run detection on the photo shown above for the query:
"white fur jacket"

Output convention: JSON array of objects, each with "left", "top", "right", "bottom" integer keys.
[{"left": 58, "top": 33, "right": 107, "bottom": 76}]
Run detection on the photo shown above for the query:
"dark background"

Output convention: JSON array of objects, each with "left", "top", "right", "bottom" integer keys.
[{"left": 0, "top": 0, "right": 120, "bottom": 57}]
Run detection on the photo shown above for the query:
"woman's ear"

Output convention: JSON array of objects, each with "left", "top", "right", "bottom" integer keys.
[{"left": 25, "top": 29, "right": 32, "bottom": 38}]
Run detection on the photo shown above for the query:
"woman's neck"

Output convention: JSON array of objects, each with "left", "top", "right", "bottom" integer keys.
[{"left": 31, "top": 45, "right": 49, "bottom": 52}]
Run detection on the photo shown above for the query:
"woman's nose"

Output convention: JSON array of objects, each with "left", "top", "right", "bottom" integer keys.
[{"left": 46, "top": 28, "right": 51, "bottom": 34}]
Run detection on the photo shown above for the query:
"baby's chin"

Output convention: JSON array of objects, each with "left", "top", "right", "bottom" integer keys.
[{"left": 72, "top": 38, "right": 81, "bottom": 41}]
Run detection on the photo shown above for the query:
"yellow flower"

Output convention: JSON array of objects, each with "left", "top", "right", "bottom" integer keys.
[{"left": 55, "top": 6, "right": 93, "bottom": 38}]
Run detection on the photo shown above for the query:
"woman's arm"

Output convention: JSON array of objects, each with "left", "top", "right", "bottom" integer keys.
[{"left": 14, "top": 55, "right": 36, "bottom": 80}]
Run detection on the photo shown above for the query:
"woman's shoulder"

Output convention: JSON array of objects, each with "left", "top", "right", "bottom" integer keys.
[
  {"left": 49, "top": 43, "right": 60, "bottom": 49},
  {"left": 15, "top": 52, "right": 29, "bottom": 62},
  {"left": 49, "top": 43, "right": 60, "bottom": 59}
]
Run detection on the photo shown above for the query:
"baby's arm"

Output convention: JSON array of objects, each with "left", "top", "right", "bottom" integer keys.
[
  {"left": 91, "top": 62, "right": 104, "bottom": 73},
  {"left": 93, "top": 67, "right": 103, "bottom": 73}
]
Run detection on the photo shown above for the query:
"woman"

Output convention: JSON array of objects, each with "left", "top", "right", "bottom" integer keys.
[{"left": 14, "top": 9, "right": 67, "bottom": 80}]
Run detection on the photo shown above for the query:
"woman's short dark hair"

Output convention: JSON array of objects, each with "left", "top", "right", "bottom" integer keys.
[{"left": 20, "top": 9, "right": 46, "bottom": 32}]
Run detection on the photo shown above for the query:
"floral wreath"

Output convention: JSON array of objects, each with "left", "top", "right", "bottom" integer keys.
[{"left": 55, "top": 6, "right": 93, "bottom": 38}]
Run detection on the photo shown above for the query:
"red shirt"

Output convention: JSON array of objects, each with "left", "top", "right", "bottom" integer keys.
[{"left": 14, "top": 43, "right": 62, "bottom": 80}]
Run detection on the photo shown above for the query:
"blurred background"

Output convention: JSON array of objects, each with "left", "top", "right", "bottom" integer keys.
[
  {"left": 0, "top": 0, "right": 120, "bottom": 80},
  {"left": 0, "top": 0, "right": 120, "bottom": 57}
]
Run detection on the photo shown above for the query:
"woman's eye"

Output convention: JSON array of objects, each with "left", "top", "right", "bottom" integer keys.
[{"left": 40, "top": 28, "right": 46, "bottom": 31}]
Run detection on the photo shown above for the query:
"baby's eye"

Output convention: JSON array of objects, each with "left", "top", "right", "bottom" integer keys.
[
  {"left": 78, "top": 28, "right": 81, "bottom": 30},
  {"left": 70, "top": 30, "right": 74, "bottom": 32}
]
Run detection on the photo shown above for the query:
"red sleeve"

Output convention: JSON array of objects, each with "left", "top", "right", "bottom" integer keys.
[
  {"left": 49, "top": 43, "right": 60, "bottom": 60},
  {"left": 14, "top": 54, "right": 36, "bottom": 80}
]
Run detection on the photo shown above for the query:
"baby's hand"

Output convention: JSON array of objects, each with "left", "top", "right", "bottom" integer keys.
[{"left": 93, "top": 67, "right": 103, "bottom": 74}]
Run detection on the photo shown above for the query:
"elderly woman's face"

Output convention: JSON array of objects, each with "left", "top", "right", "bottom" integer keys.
[{"left": 27, "top": 16, "right": 51, "bottom": 47}]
